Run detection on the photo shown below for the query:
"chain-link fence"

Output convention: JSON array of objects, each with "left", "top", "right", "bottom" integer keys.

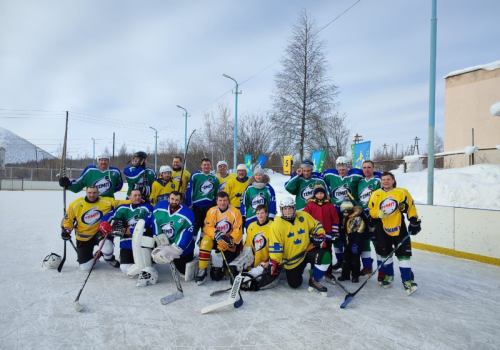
[{"left": 1, "top": 167, "right": 85, "bottom": 181}]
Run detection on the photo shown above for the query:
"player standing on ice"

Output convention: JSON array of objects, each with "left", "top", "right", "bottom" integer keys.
[
  {"left": 215, "top": 160, "right": 236, "bottom": 192},
  {"left": 323, "top": 156, "right": 363, "bottom": 273},
  {"left": 58, "top": 154, "right": 123, "bottom": 198},
  {"left": 99, "top": 188, "right": 154, "bottom": 274},
  {"left": 171, "top": 156, "right": 191, "bottom": 196},
  {"left": 185, "top": 158, "right": 220, "bottom": 244},
  {"left": 224, "top": 164, "right": 249, "bottom": 210},
  {"left": 151, "top": 191, "right": 196, "bottom": 276},
  {"left": 303, "top": 185, "right": 339, "bottom": 284},
  {"left": 124, "top": 151, "right": 157, "bottom": 203},
  {"left": 196, "top": 191, "right": 243, "bottom": 285},
  {"left": 269, "top": 197, "right": 332, "bottom": 296},
  {"left": 149, "top": 165, "right": 180, "bottom": 206},
  {"left": 61, "top": 185, "right": 130, "bottom": 270},
  {"left": 284, "top": 159, "right": 328, "bottom": 211},
  {"left": 368, "top": 171, "right": 421, "bottom": 295},
  {"left": 240, "top": 167, "right": 276, "bottom": 229}
]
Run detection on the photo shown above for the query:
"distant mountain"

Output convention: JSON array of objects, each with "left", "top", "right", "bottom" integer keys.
[{"left": 0, "top": 127, "right": 55, "bottom": 164}]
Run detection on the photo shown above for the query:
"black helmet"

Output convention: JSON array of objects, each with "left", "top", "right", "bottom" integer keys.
[{"left": 133, "top": 151, "right": 148, "bottom": 167}]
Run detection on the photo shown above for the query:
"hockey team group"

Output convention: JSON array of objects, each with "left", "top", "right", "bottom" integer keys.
[{"left": 44, "top": 151, "right": 422, "bottom": 311}]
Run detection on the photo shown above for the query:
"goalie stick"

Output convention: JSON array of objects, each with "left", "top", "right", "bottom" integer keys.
[
  {"left": 340, "top": 231, "right": 412, "bottom": 309},
  {"left": 201, "top": 274, "right": 243, "bottom": 314}
]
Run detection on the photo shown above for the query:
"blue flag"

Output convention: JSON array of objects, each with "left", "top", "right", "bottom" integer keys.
[
  {"left": 352, "top": 141, "right": 371, "bottom": 169},
  {"left": 255, "top": 155, "right": 267, "bottom": 170}
]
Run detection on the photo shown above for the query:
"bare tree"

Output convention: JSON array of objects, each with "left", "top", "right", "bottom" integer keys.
[
  {"left": 270, "top": 9, "right": 339, "bottom": 160},
  {"left": 311, "top": 111, "right": 350, "bottom": 168},
  {"left": 238, "top": 111, "right": 274, "bottom": 157}
]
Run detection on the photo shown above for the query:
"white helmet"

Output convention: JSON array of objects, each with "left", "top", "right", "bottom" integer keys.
[
  {"left": 159, "top": 165, "right": 172, "bottom": 174},
  {"left": 136, "top": 266, "right": 159, "bottom": 287},
  {"left": 96, "top": 154, "right": 110, "bottom": 162},
  {"left": 43, "top": 253, "right": 62, "bottom": 269},
  {"left": 217, "top": 161, "right": 228, "bottom": 169},
  {"left": 336, "top": 156, "right": 349, "bottom": 168},
  {"left": 279, "top": 197, "right": 296, "bottom": 221}
]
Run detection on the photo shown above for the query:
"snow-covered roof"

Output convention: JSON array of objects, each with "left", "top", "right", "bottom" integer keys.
[
  {"left": 444, "top": 59, "right": 500, "bottom": 79},
  {"left": 491, "top": 101, "right": 500, "bottom": 116}
]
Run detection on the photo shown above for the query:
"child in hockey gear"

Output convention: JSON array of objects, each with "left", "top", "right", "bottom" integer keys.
[
  {"left": 303, "top": 185, "right": 339, "bottom": 284},
  {"left": 269, "top": 197, "right": 331, "bottom": 297},
  {"left": 337, "top": 200, "right": 365, "bottom": 283},
  {"left": 369, "top": 171, "right": 420, "bottom": 295}
]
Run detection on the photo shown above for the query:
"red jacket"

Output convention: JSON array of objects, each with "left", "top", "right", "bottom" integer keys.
[{"left": 304, "top": 199, "right": 339, "bottom": 240}]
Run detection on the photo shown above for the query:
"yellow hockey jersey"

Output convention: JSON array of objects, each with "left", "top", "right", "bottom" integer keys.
[
  {"left": 368, "top": 187, "right": 418, "bottom": 237},
  {"left": 203, "top": 205, "right": 243, "bottom": 244},
  {"left": 269, "top": 211, "right": 325, "bottom": 269},
  {"left": 172, "top": 169, "right": 191, "bottom": 194},
  {"left": 217, "top": 173, "right": 236, "bottom": 193},
  {"left": 63, "top": 197, "right": 130, "bottom": 241},
  {"left": 245, "top": 220, "right": 271, "bottom": 267},
  {"left": 149, "top": 178, "right": 180, "bottom": 206},
  {"left": 225, "top": 177, "right": 249, "bottom": 208}
]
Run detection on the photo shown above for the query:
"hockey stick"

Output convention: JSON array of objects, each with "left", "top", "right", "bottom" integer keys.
[
  {"left": 159, "top": 224, "right": 185, "bottom": 305},
  {"left": 73, "top": 231, "right": 109, "bottom": 312},
  {"left": 178, "top": 129, "right": 196, "bottom": 194},
  {"left": 201, "top": 273, "right": 243, "bottom": 314},
  {"left": 340, "top": 231, "right": 412, "bottom": 309},
  {"left": 220, "top": 250, "right": 244, "bottom": 308},
  {"left": 57, "top": 112, "right": 69, "bottom": 273}
]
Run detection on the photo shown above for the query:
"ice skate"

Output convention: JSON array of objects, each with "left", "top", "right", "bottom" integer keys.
[
  {"left": 378, "top": 271, "right": 386, "bottom": 285},
  {"left": 196, "top": 268, "right": 207, "bottom": 286},
  {"left": 331, "top": 261, "right": 342, "bottom": 273},
  {"left": 360, "top": 266, "right": 373, "bottom": 277},
  {"left": 382, "top": 275, "right": 394, "bottom": 288},
  {"left": 324, "top": 272, "right": 336, "bottom": 285},
  {"left": 308, "top": 277, "right": 328, "bottom": 297},
  {"left": 404, "top": 280, "right": 418, "bottom": 296}
]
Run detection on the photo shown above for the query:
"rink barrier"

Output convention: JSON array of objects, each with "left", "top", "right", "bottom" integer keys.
[
  {"left": 0, "top": 180, "right": 129, "bottom": 192},
  {"left": 411, "top": 242, "right": 500, "bottom": 266}
]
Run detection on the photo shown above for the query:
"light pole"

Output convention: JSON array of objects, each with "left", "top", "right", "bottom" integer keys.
[
  {"left": 223, "top": 73, "right": 241, "bottom": 173},
  {"left": 177, "top": 105, "right": 189, "bottom": 157},
  {"left": 91, "top": 138, "right": 95, "bottom": 165},
  {"left": 149, "top": 126, "right": 158, "bottom": 172},
  {"left": 427, "top": 0, "right": 437, "bottom": 205}
]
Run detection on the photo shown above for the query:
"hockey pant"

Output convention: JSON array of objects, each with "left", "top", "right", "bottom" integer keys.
[{"left": 286, "top": 248, "right": 331, "bottom": 289}]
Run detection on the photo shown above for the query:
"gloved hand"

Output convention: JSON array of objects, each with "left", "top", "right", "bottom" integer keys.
[
  {"left": 216, "top": 233, "right": 233, "bottom": 251},
  {"left": 58, "top": 177, "right": 71, "bottom": 189},
  {"left": 331, "top": 232, "right": 340, "bottom": 244},
  {"left": 269, "top": 260, "right": 280, "bottom": 276},
  {"left": 377, "top": 210, "right": 385, "bottom": 219},
  {"left": 155, "top": 233, "right": 170, "bottom": 246},
  {"left": 312, "top": 234, "right": 327, "bottom": 249},
  {"left": 140, "top": 185, "right": 150, "bottom": 197},
  {"left": 151, "top": 244, "right": 183, "bottom": 264},
  {"left": 61, "top": 228, "right": 71, "bottom": 241},
  {"left": 409, "top": 217, "right": 421, "bottom": 235},
  {"left": 98, "top": 221, "right": 113, "bottom": 235}
]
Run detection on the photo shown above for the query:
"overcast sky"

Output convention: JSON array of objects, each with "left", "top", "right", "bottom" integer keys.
[{"left": 1, "top": 0, "right": 499, "bottom": 161}]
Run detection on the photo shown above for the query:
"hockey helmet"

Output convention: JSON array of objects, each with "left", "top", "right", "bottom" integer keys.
[
  {"left": 159, "top": 165, "right": 172, "bottom": 174},
  {"left": 210, "top": 266, "right": 225, "bottom": 281},
  {"left": 279, "top": 196, "right": 296, "bottom": 221},
  {"left": 43, "top": 253, "right": 62, "bottom": 269},
  {"left": 96, "top": 154, "right": 110, "bottom": 162},
  {"left": 136, "top": 266, "right": 158, "bottom": 287},
  {"left": 217, "top": 160, "right": 228, "bottom": 169},
  {"left": 340, "top": 199, "right": 354, "bottom": 215},
  {"left": 336, "top": 156, "right": 349, "bottom": 168}
]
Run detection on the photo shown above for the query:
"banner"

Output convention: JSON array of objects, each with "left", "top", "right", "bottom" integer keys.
[
  {"left": 283, "top": 155, "right": 293, "bottom": 175},
  {"left": 255, "top": 155, "right": 267, "bottom": 170},
  {"left": 245, "top": 154, "right": 253, "bottom": 176},
  {"left": 351, "top": 141, "right": 371, "bottom": 169},
  {"left": 311, "top": 150, "right": 327, "bottom": 173}
]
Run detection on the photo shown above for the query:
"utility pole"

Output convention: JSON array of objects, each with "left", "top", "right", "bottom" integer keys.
[
  {"left": 353, "top": 133, "right": 363, "bottom": 144},
  {"left": 413, "top": 137, "right": 420, "bottom": 155},
  {"left": 112, "top": 132, "right": 115, "bottom": 166}
]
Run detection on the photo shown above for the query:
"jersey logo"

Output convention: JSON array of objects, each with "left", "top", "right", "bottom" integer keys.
[
  {"left": 219, "top": 182, "right": 227, "bottom": 191},
  {"left": 253, "top": 233, "right": 267, "bottom": 252},
  {"left": 161, "top": 221, "right": 176, "bottom": 240},
  {"left": 359, "top": 185, "right": 373, "bottom": 205},
  {"left": 215, "top": 218, "right": 232, "bottom": 234},
  {"left": 300, "top": 184, "right": 315, "bottom": 200},
  {"left": 81, "top": 208, "right": 103, "bottom": 225},
  {"left": 299, "top": 216, "right": 304, "bottom": 223},
  {"left": 332, "top": 184, "right": 351, "bottom": 201},
  {"left": 380, "top": 197, "right": 398, "bottom": 216},
  {"left": 199, "top": 178, "right": 214, "bottom": 195},
  {"left": 251, "top": 193, "right": 266, "bottom": 209},
  {"left": 293, "top": 238, "right": 302, "bottom": 245},
  {"left": 94, "top": 176, "right": 112, "bottom": 194},
  {"left": 126, "top": 214, "right": 140, "bottom": 228}
]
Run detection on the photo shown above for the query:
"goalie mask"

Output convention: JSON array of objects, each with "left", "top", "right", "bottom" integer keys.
[
  {"left": 43, "top": 253, "right": 62, "bottom": 269},
  {"left": 136, "top": 266, "right": 158, "bottom": 287}
]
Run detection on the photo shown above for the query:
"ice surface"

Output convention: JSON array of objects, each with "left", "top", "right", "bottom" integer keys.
[{"left": 1, "top": 189, "right": 499, "bottom": 350}]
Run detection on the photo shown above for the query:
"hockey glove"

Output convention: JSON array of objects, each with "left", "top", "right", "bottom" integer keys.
[
  {"left": 377, "top": 210, "right": 386, "bottom": 219},
  {"left": 61, "top": 228, "right": 71, "bottom": 241},
  {"left": 331, "top": 232, "right": 340, "bottom": 244},
  {"left": 155, "top": 233, "right": 170, "bottom": 247},
  {"left": 58, "top": 176, "right": 71, "bottom": 189},
  {"left": 409, "top": 217, "right": 421, "bottom": 235},
  {"left": 216, "top": 234, "right": 234, "bottom": 251},
  {"left": 269, "top": 260, "right": 280, "bottom": 276},
  {"left": 98, "top": 221, "right": 113, "bottom": 235},
  {"left": 312, "top": 234, "right": 327, "bottom": 250}
]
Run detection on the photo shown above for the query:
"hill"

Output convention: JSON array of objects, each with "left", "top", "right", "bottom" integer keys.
[{"left": 0, "top": 127, "right": 55, "bottom": 164}]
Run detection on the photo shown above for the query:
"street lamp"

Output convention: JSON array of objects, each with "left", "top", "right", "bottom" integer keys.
[
  {"left": 91, "top": 138, "right": 95, "bottom": 165},
  {"left": 177, "top": 105, "right": 189, "bottom": 157},
  {"left": 223, "top": 73, "right": 241, "bottom": 173},
  {"left": 149, "top": 126, "right": 158, "bottom": 173}
]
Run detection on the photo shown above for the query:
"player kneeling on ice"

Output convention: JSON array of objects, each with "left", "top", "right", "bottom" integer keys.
[
  {"left": 150, "top": 191, "right": 196, "bottom": 278},
  {"left": 368, "top": 171, "right": 421, "bottom": 296},
  {"left": 61, "top": 185, "right": 130, "bottom": 271},
  {"left": 269, "top": 197, "right": 332, "bottom": 297},
  {"left": 337, "top": 200, "right": 365, "bottom": 283},
  {"left": 100, "top": 188, "right": 154, "bottom": 275},
  {"left": 229, "top": 204, "right": 279, "bottom": 291},
  {"left": 196, "top": 191, "right": 243, "bottom": 285}
]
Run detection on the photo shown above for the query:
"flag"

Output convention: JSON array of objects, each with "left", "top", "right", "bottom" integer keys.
[
  {"left": 245, "top": 154, "right": 253, "bottom": 176},
  {"left": 311, "top": 150, "right": 327, "bottom": 172},
  {"left": 352, "top": 141, "right": 371, "bottom": 169},
  {"left": 255, "top": 155, "right": 267, "bottom": 169},
  {"left": 283, "top": 155, "right": 293, "bottom": 175}
]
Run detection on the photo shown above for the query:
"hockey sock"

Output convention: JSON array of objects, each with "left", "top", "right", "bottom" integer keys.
[
  {"left": 381, "top": 256, "right": 394, "bottom": 276},
  {"left": 361, "top": 239, "right": 372, "bottom": 268},
  {"left": 311, "top": 252, "right": 331, "bottom": 281},
  {"left": 376, "top": 254, "right": 385, "bottom": 273},
  {"left": 398, "top": 256, "right": 412, "bottom": 282}
]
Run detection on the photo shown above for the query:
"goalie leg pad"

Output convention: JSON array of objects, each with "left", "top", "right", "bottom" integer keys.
[
  {"left": 127, "top": 219, "right": 152, "bottom": 276},
  {"left": 184, "top": 256, "right": 199, "bottom": 282},
  {"left": 229, "top": 246, "right": 254, "bottom": 273},
  {"left": 211, "top": 250, "right": 223, "bottom": 268}
]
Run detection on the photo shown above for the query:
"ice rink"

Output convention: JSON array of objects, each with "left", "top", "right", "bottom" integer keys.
[{"left": 1, "top": 190, "right": 499, "bottom": 350}]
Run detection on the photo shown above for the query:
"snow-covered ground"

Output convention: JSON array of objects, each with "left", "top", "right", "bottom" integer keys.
[{"left": 1, "top": 165, "right": 500, "bottom": 350}]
